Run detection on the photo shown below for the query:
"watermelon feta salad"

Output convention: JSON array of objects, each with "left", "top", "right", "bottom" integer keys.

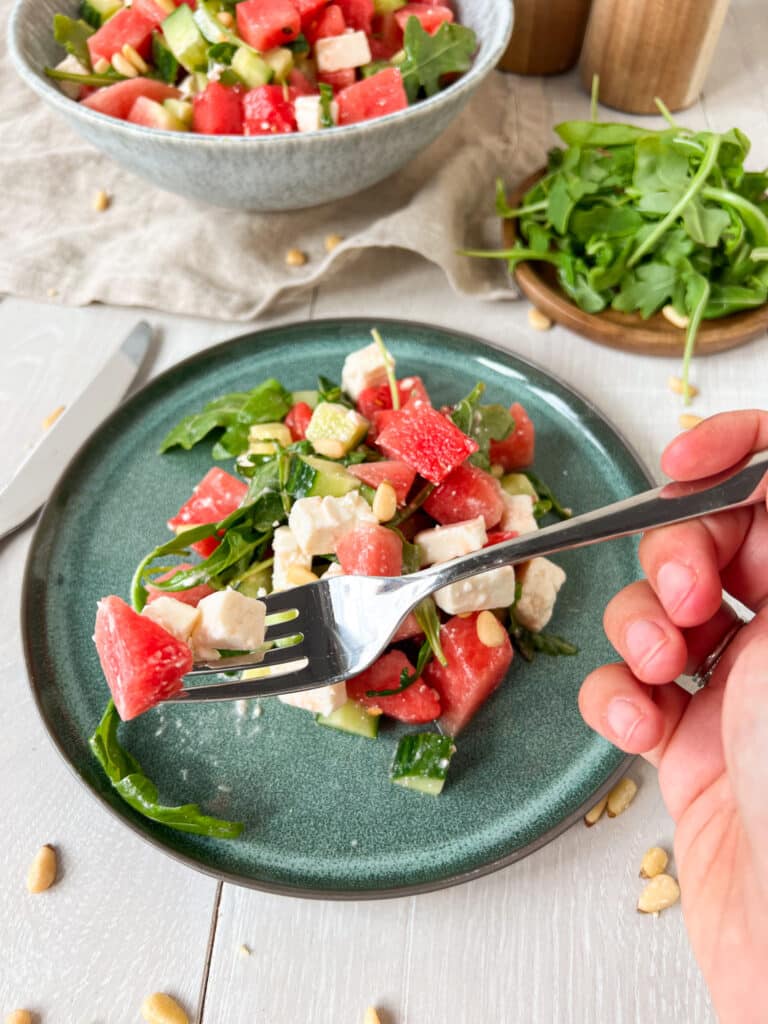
[
  {"left": 91, "top": 333, "right": 577, "bottom": 836},
  {"left": 46, "top": 0, "right": 477, "bottom": 134}
]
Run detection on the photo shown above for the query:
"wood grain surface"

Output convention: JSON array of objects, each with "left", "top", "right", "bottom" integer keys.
[{"left": 2, "top": 4, "right": 767, "bottom": 1020}]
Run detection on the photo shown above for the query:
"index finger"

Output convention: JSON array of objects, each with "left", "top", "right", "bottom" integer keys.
[{"left": 662, "top": 409, "right": 768, "bottom": 482}]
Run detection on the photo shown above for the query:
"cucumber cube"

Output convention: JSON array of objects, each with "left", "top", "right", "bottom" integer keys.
[
  {"left": 232, "top": 45, "right": 272, "bottom": 87},
  {"left": 163, "top": 98, "right": 193, "bottom": 128},
  {"left": 247, "top": 422, "right": 293, "bottom": 455},
  {"left": 153, "top": 31, "right": 180, "bottom": 83},
  {"left": 501, "top": 472, "right": 538, "bottom": 499},
  {"left": 264, "top": 46, "right": 294, "bottom": 82},
  {"left": 287, "top": 455, "right": 360, "bottom": 499},
  {"left": 373, "top": 0, "right": 406, "bottom": 11},
  {"left": 291, "top": 389, "right": 319, "bottom": 409},
  {"left": 390, "top": 733, "right": 456, "bottom": 796},
  {"left": 317, "top": 700, "right": 380, "bottom": 739},
  {"left": 79, "top": 0, "right": 122, "bottom": 28},
  {"left": 162, "top": 4, "right": 209, "bottom": 72},
  {"left": 305, "top": 402, "right": 369, "bottom": 456}
]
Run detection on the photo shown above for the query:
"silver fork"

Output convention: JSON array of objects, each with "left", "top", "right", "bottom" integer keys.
[{"left": 166, "top": 450, "right": 768, "bottom": 704}]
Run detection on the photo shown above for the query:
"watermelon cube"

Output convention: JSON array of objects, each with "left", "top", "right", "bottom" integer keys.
[
  {"left": 336, "top": 524, "right": 403, "bottom": 575},
  {"left": 145, "top": 564, "right": 216, "bottom": 607},
  {"left": 318, "top": 68, "right": 356, "bottom": 92},
  {"left": 395, "top": 2, "right": 453, "bottom": 34},
  {"left": 284, "top": 401, "right": 314, "bottom": 441},
  {"left": 376, "top": 399, "right": 478, "bottom": 485},
  {"left": 192, "top": 81, "right": 244, "bottom": 135},
  {"left": 94, "top": 595, "right": 193, "bottom": 720},
  {"left": 82, "top": 78, "right": 181, "bottom": 120},
  {"left": 305, "top": 2, "right": 346, "bottom": 41},
  {"left": 423, "top": 613, "right": 513, "bottom": 735},
  {"left": 369, "top": 12, "right": 403, "bottom": 60},
  {"left": 347, "top": 460, "right": 416, "bottom": 504},
  {"left": 336, "top": 67, "right": 408, "bottom": 125},
  {"left": 236, "top": 0, "right": 301, "bottom": 51},
  {"left": 243, "top": 85, "right": 298, "bottom": 135},
  {"left": 126, "top": 96, "right": 187, "bottom": 130},
  {"left": 423, "top": 464, "right": 505, "bottom": 529},
  {"left": 167, "top": 467, "right": 248, "bottom": 557},
  {"left": 294, "top": 0, "right": 329, "bottom": 21},
  {"left": 489, "top": 402, "right": 535, "bottom": 470},
  {"left": 132, "top": 0, "right": 172, "bottom": 27},
  {"left": 356, "top": 375, "right": 429, "bottom": 421},
  {"left": 335, "top": 0, "right": 374, "bottom": 33},
  {"left": 347, "top": 650, "right": 441, "bottom": 724},
  {"left": 87, "top": 7, "right": 157, "bottom": 63}
]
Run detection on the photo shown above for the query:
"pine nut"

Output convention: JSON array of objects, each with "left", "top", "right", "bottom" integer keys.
[
  {"left": 363, "top": 1010, "right": 382, "bottom": 1024},
  {"left": 606, "top": 777, "right": 637, "bottom": 817},
  {"left": 216, "top": 9, "right": 234, "bottom": 24},
  {"left": 325, "top": 233, "right": 344, "bottom": 252},
  {"left": 41, "top": 405, "right": 65, "bottom": 430},
  {"left": 678, "top": 413, "right": 703, "bottom": 430},
  {"left": 93, "top": 189, "right": 110, "bottom": 212},
  {"left": 286, "top": 566, "right": 319, "bottom": 587},
  {"left": 640, "top": 846, "right": 669, "bottom": 879},
  {"left": 46, "top": 287, "right": 58, "bottom": 298},
  {"left": 93, "top": 57, "right": 110, "bottom": 73},
  {"left": 141, "top": 993, "right": 189, "bottom": 1024},
  {"left": 662, "top": 304, "right": 689, "bottom": 329},
  {"left": 285, "top": 248, "right": 308, "bottom": 267},
  {"left": 528, "top": 306, "right": 552, "bottom": 331},
  {"left": 121, "top": 43, "right": 148, "bottom": 73},
  {"left": 372, "top": 481, "right": 397, "bottom": 522},
  {"left": 312, "top": 438, "right": 345, "bottom": 459},
  {"left": 155, "top": 0, "right": 175, "bottom": 11},
  {"left": 111, "top": 52, "right": 139, "bottom": 77},
  {"left": 237, "top": 943, "right": 251, "bottom": 957},
  {"left": 26, "top": 844, "right": 57, "bottom": 893},
  {"left": 583, "top": 795, "right": 607, "bottom": 827},
  {"left": 476, "top": 610, "right": 507, "bottom": 648},
  {"left": 490, "top": 463, "right": 504, "bottom": 478},
  {"left": 667, "top": 375, "right": 699, "bottom": 398},
  {"left": 637, "top": 873, "right": 680, "bottom": 914},
  {"left": 5, "top": 1011, "right": 33, "bottom": 1024}
]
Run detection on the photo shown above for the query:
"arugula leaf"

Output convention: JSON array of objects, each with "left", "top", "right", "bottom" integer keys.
[
  {"left": 317, "top": 375, "right": 353, "bottom": 407},
  {"left": 523, "top": 470, "right": 571, "bottom": 521},
  {"left": 318, "top": 82, "right": 334, "bottom": 128},
  {"left": 286, "top": 32, "right": 309, "bottom": 54},
  {"left": 450, "top": 382, "right": 514, "bottom": 471},
  {"left": 159, "top": 379, "right": 292, "bottom": 458},
  {"left": 507, "top": 611, "right": 579, "bottom": 662},
  {"left": 414, "top": 597, "right": 447, "bottom": 667},
  {"left": 612, "top": 262, "right": 677, "bottom": 318},
  {"left": 399, "top": 17, "right": 476, "bottom": 102},
  {"left": 90, "top": 702, "right": 243, "bottom": 838},
  {"left": 45, "top": 66, "right": 124, "bottom": 86},
  {"left": 53, "top": 14, "right": 95, "bottom": 67},
  {"left": 207, "top": 41, "right": 238, "bottom": 64},
  {"left": 554, "top": 121, "right": 656, "bottom": 148}
]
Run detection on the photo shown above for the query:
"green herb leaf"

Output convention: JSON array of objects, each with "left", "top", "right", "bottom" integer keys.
[
  {"left": 316, "top": 375, "right": 353, "bottom": 407},
  {"left": 90, "top": 702, "right": 243, "bottom": 838},
  {"left": 318, "top": 82, "right": 334, "bottom": 128},
  {"left": 523, "top": 470, "right": 571, "bottom": 521},
  {"left": 208, "top": 41, "right": 238, "bottom": 64},
  {"left": 399, "top": 17, "right": 476, "bottom": 102},
  {"left": 159, "top": 379, "right": 292, "bottom": 458},
  {"left": 414, "top": 597, "right": 447, "bottom": 667},
  {"left": 366, "top": 636, "right": 433, "bottom": 697},
  {"left": 53, "top": 13, "right": 95, "bottom": 67},
  {"left": 450, "top": 382, "right": 514, "bottom": 471}
]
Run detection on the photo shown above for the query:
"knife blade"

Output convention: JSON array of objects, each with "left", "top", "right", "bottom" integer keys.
[{"left": 0, "top": 320, "right": 152, "bottom": 540}]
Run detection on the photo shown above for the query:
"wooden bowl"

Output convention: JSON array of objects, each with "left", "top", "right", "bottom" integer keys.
[{"left": 503, "top": 168, "right": 768, "bottom": 356}]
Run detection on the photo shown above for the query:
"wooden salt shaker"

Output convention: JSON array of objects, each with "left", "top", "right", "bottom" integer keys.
[
  {"left": 498, "top": 0, "right": 593, "bottom": 75},
  {"left": 579, "top": 0, "right": 730, "bottom": 113}
]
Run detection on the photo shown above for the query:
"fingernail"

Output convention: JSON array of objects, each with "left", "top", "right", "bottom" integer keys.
[
  {"left": 625, "top": 619, "right": 668, "bottom": 669},
  {"left": 657, "top": 561, "right": 697, "bottom": 614},
  {"left": 605, "top": 698, "right": 644, "bottom": 743}
]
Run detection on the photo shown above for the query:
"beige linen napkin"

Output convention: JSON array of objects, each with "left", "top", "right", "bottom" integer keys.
[{"left": 1, "top": 15, "right": 552, "bottom": 321}]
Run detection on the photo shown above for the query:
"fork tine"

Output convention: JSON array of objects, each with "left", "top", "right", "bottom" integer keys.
[
  {"left": 171, "top": 658, "right": 337, "bottom": 702},
  {"left": 260, "top": 590, "right": 303, "bottom": 615},
  {"left": 264, "top": 618, "right": 305, "bottom": 642}
]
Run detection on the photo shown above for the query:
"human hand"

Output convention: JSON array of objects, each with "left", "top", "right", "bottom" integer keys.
[{"left": 578, "top": 411, "right": 768, "bottom": 1024}]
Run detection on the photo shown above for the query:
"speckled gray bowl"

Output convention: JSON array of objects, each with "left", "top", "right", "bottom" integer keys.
[{"left": 9, "top": 0, "right": 513, "bottom": 210}]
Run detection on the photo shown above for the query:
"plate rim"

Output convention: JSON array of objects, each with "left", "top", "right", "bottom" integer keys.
[{"left": 22, "top": 316, "right": 647, "bottom": 900}]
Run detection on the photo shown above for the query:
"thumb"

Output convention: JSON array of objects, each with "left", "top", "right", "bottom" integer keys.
[{"left": 722, "top": 617, "right": 768, "bottom": 881}]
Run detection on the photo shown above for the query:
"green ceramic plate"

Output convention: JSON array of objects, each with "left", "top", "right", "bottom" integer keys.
[{"left": 23, "top": 319, "right": 651, "bottom": 898}]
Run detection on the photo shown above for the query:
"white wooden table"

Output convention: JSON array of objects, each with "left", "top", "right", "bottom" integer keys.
[{"left": 2, "top": 4, "right": 767, "bottom": 1019}]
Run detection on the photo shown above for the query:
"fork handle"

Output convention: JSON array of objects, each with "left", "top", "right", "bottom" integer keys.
[{"left": 417, "top": 450, "right": 768, "bottom": 594}]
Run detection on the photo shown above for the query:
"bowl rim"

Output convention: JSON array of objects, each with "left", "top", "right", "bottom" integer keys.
[{"left": 8, "top": 0, "right": 514, "bottom": 144}]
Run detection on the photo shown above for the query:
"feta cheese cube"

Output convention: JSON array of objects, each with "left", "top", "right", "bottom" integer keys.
[
  {"left": 315, "top": 30, "right": 372, "bottom": 73},
  {"left": 288, "top": 492, "right": 377, "bottom": 556},
  {"left": 435, "top": 566, "right": 517, "bottom": 615},
  {"left": 142, "top": 596, "right": 200, "bottom": 646},
  {"left": 279, "top": 681, "right": 348, "bottom": 717},
  {"left": 272, "top": 527, "right": 314, "bottom": 590},
  {"left": 499, "top": 493, "right": 538, "bottom": 535},
  {"left": 341, "top": 341, "right": 390, "bottom": 401},
  {"left": 294, "top": 94, "right": 339, "bottom": 132},
  {"left": 55, "top": 54, "right": 90, "bottom": 99},
  {"left": 415, "top": 516, "right": 487, "bottom": 566},
  {"left": 514, "top": 557, "right": 567, "bottom": 632},
  {"left": 191, "top": 590, "right": 267, "bottom": 660}
]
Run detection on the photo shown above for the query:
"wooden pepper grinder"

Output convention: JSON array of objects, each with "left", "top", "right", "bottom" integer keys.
[
  {"left": 579, "top": 0, "right": 730, "bottom": 113},
  {"left": 498, "top": 0, "right": 593, "bottom": 75}
]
